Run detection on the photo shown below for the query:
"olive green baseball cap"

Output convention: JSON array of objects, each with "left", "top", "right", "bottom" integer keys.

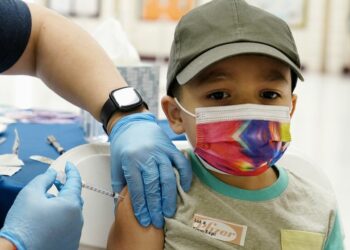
[{"left": 167, "top": 0, "right": 304, "bottom": 94}]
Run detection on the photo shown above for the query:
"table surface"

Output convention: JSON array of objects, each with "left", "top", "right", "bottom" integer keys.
[{"left": 0, "top": 119, "right": 185, "bottom": 227}]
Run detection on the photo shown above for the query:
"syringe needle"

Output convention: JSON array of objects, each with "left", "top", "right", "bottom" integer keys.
[
  {"left": 56, "top": 171, "right": 124, "bottom": 200},
  {"left": 82, "top": 181, "right": 124, "bottom": 200}
]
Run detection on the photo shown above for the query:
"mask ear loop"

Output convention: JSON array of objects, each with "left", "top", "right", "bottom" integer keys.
[
  {"left": 173, "top": 98, "right": 195, "bottom": 149},
  {"left": 289, "top": 103, "right": 294, "bottom": 118},
  {"left": 174, "top": 98, "right": 228, "bottom": 175},
  {"left": 174, "top": 98, "right": 196, "bottom": 118}
]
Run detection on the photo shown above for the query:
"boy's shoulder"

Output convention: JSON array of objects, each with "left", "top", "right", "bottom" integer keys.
[{"left": 167, "top": 149, "right": 338, "bottom": 250}]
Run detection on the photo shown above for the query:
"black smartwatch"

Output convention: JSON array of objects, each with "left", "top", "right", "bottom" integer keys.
[{"left": 100, "top": 87, "right": 146, "bottom": 133}]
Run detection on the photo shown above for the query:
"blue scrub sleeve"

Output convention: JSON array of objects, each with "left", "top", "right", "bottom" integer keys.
[{"left": 0, "top": 0, "right": 32, "bottom": 73}]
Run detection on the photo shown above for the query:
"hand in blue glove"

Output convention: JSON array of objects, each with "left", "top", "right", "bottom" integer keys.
[
  {"left": 109, "top": 113, "right": 192, "bottom": 229},
  {"left": 0, "top": 162, "right": 83, "bottom": 250}
]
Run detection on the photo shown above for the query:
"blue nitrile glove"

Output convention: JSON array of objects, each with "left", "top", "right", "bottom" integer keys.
[
  {"left": 109, "top": 113, "right": 192, "bottom": 228},
  {"left": 0, "top": 162, "right": 83, "bottom": 250}
]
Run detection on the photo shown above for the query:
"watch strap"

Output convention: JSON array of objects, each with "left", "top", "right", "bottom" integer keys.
[
  {"left": 101, "top": 97, "right": 117, "bottom": 133},
  {"left": 100, "top": 88, "right": 148, "bottom": 133}
]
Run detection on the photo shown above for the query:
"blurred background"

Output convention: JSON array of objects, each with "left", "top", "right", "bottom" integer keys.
[{"left": 0, "top": 0, "right": 349, "bottom": 247}]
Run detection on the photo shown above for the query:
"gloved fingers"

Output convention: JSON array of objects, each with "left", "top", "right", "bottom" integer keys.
[
  {"left": 124, "top": 163, "right": 150, "bottom": 227},
  {"left": 58, "top": 162, "right": 83, "bottom": 207},
  {"left": 169, "top": 148, "right": 192, "bottom": 192},
  {"left": 46, "top": 193, "right": 56, "bottom": 199},
  {"left": 158, "top": 156, "right": 177, "bottom": 218},
  {"left": 54, "top": 179, "right": 64, "bottom": 192},
  {"left": 110, "top": 156, "right": 126, "bottom": 193},
  {"left": 26, "top": 167, "right": 57, "bottom": 193},
  {"left": 142, "top": 157, "right": 164, "bottom": 228}
]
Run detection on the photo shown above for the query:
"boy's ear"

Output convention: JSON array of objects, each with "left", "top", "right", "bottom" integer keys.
[
  {"left": 290, "top": 94, "right": 297, "bottom": 117},
  {"left": 161, "top": 96, "right": 186, "bottom": 134}
]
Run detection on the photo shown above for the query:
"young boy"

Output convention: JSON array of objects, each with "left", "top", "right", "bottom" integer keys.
[{"left": 107, "top": 0, "right": 344, "bottom": 249}]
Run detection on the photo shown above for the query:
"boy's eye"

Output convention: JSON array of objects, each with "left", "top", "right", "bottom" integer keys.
[
  {"left": 207, "top": 91, "right": 230, "bottom": 100},
  {"left": 260, "top": 91, "right": 280, "bottom": 99}
]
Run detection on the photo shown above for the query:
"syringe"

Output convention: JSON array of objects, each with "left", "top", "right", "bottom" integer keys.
[
  {"left": 56, "top": 171, "right": 124, "bottom": 200},
  {"left": 82, "top": 181, "right": 124, "bottom": 200}
]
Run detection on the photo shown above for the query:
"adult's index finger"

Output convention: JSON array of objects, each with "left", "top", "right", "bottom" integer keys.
[{"left": 58, "top": 161, "right": 82, "bottom": 203}]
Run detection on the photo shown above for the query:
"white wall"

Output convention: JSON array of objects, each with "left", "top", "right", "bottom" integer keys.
[
  {"left": 114, "top": 0, "right": 350, "bottom": 74},
  {"left": 326, "top": 0, "right": 350, "bottom": 73},
  {"left": 292, "top": 0, "right": 327, "bottom": 72},
  {"left": 25, "top": 0, "right": 350, "bottom": 74},
  {"left": 2, "top": 0, "right": 349, "bottom": 111}
]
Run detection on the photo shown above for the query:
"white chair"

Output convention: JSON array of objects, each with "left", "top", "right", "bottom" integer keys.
[{"left": 276, "top": 145, "right": 334, "bottom": 191}]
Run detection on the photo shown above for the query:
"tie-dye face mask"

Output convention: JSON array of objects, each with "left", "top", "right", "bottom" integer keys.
[{"left": 175, "top": 99, "right": 291, "bottom": 176}]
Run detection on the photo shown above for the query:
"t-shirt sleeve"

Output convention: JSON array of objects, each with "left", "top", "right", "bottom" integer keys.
[
  {"left": 324, "top": 211, "right": 345, "bottom": 250},
  {"left": 0, "top": 0, "right": 32, "bottom": 73}
]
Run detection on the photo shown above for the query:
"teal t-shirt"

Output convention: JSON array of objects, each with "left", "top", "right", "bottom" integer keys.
[{"left": 164, "top": 151, "right": 344, "bottom": 250}]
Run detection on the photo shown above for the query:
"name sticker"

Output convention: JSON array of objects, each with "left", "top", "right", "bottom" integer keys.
[{"left": 192, "top": 214, "right": 247, "bottom": 246}]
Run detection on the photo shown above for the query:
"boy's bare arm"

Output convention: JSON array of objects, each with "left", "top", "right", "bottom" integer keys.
[
  {"left": 0, "top": 238, "right": 16, "bottom": 250},
  {"left": 107, "top": 187, "right": 164, "bottom": 250}
]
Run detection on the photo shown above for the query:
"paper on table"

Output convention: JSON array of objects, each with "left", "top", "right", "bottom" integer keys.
[
  {"left": 0, "top": 154, "right": 24, "bottom": 167},
  {"left": 1, "top": 109, "right": 79, "bottom": 124},
  {"left": 0, "top": 153, "right": 24, "bottom": 176},
  {"left": 0, "top": 128, "right": 24, "bottom": 176},
  {"left": 0, "top": 116, "right": 15, "bottom": 124},
  {"left": 0, "top": 123, "right": 7, "bottom": 134},
  {"left": 12, "top": 129, "right": 20, "bottom": 155},
  {"left": 0, "top": 166, "right": 22, "bottom": 176},
  {"left": 0, "top": 137, "right": 6, "bottom": 144}
]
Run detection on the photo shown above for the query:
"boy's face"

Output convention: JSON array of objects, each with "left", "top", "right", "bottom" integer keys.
[{"left": 162, "top": 54, "right": 297, "bottom": 147}]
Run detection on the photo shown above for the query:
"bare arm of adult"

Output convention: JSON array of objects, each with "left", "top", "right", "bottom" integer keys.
[{"left": 3, "top": 3, "right": 132, "bottom": 121}]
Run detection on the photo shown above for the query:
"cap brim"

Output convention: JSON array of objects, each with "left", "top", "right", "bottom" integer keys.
[{"left": 176, "top": 42, "right": 304, "bottom": 85}]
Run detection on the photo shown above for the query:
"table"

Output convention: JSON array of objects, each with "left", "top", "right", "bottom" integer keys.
[
  {"left": 0, "top": 122, "right": 86, "bottom": 226},
  {"left": 0, "top": 119, "right": 185, "bottom": 227}
]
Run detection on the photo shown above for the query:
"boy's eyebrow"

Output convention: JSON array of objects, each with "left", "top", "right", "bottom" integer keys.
[
  {"left": 192, "top": 67, "right": 228, "bottom": 84},
  {"left": 263, "top": 69, "right": 289, "bottom": 83},
  {"left": 190, "top": 66, "right": 290, "bottom": 86}
]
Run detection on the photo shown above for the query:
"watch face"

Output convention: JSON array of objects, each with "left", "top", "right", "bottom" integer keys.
[{"left": 111, "top": 87, "right": 142, "bottom": 109}]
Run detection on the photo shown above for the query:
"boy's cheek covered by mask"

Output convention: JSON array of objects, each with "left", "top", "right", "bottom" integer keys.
[
  {"left": 180, "top": 103, "right": 291, "bottom": 176},
  {"left": 195, "top": 119, "right": 290, "bottom": 176}
]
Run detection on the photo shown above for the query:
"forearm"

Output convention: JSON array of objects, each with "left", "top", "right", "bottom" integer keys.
[
  {"left": 0, "top": 238, "right": 15, "bottom": 250},
  {"left": 5, "top": 3, "right": 128, "bottom": 120}
]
